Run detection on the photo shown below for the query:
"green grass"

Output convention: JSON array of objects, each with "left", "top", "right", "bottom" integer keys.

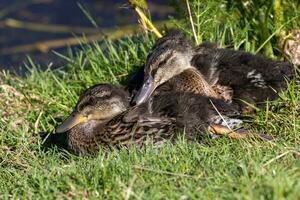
[{"left": 1, "top": 1, "right": 300, "bottom": 199}]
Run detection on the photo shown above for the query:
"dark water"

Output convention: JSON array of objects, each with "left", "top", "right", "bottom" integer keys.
[{"left": 0, "top": 0, "right": 175, "bottom": 73}]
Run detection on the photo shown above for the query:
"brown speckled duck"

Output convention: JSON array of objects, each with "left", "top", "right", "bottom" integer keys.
[
  {"left": 133, "top": 31, "right": 294, "bottom": 113},
  {"left": 54, "top": 84, "right": 177, "bottom": 154},
  {"left": 53, "top": 84, "right": 269, "bottom": 155}
]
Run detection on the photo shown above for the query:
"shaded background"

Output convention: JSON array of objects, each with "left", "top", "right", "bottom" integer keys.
[{"left": 0, "top": 0, "right": 175, "bottom": 73}]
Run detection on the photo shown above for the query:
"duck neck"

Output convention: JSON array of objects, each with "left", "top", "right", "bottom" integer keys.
[
  {"left": 68, "top": 120, "right": 105, "bottom": 138},
  {"left": 66, "top": 120, "right": 107, "bottom": 154}
]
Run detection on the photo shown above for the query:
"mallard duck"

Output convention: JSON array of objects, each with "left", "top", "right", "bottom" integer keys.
[
  {"left": 133, "top": 33, "right": 221, "bottom": 105},
  {"left": 54, "top": 84, "right": 178, "bottom": 154},
  {"left": 133, "top": 31, "right": 294, "bottom": 113},
  {"left": 53, "top": 84, "right": 270, "bottom": 155}
]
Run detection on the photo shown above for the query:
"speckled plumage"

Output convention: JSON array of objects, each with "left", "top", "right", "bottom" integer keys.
[
  {"left": 67, "top": 112, "right": 177, "bottom": 155},
  {"left": 55, "top": 84, "right": 180, "bottom": 155},
  {"left": 168, "top": 68, "right": 220, "bottom": 98}
]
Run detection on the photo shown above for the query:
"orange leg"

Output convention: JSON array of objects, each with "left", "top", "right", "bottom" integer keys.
[{"left": 208, "top": 124, "right": 273, "bottom": 141}]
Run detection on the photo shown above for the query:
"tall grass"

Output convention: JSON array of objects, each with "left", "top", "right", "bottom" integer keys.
[{"left": 172, "top": 0, "right": 300, "bottom": 56}]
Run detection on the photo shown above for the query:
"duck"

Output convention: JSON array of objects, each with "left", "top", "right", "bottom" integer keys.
[
  {"left": 133, "top": 31, "right": 294, "bottom": 113},
  {"left": 133, "top": 32, "right": 221, "bottom": 105},
  {"left": 53, "top": 84, "right": 271, "bottom": 155},
  {"left": 54, "top": 84, "right": 178, "bottom": 154}
]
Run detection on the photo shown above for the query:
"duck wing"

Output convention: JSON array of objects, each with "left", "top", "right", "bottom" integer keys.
[
  {"left": 192, "top": 43, "right": 294, "bottom": 111},
  {"left": 102, "top": 109, "right": 178, "bottom": 148},
  {"left": 193, "top": 43, "right": 294, "bottom": 87}
]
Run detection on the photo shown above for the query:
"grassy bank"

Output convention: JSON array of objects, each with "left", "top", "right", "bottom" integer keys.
[{"left": 1, "top": 1, "right": 300, "bottom": 199}]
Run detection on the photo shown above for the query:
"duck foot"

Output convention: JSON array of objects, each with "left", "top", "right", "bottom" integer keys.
[{"left": 208, "top": 124, "right": 274, "bottom": 141}]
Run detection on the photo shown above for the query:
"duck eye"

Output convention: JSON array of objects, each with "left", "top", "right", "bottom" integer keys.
[
  {"left": 89, "top": 96, "right": 97, "bottom": 105},
  {"left": 158, "top": 59, "right": 168, "bottom": 68},
  {"left": 95, "top": 90, "right": 111, "bottom": 98}
]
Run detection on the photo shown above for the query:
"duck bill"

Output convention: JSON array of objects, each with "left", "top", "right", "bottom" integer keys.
[
  {"left": 56, "top": 111, "right": 87, "bottom": 133},
  {"left": 133, "top": 76, "right": 155, "bottom": 105}
]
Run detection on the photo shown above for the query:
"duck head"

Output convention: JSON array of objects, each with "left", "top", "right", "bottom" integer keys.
[
  {"left": 56, "top": 84, "right": 130, "bottom": 133},
  {"left": 133, "top": 32, "right": 194, "bottom": 105}
]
